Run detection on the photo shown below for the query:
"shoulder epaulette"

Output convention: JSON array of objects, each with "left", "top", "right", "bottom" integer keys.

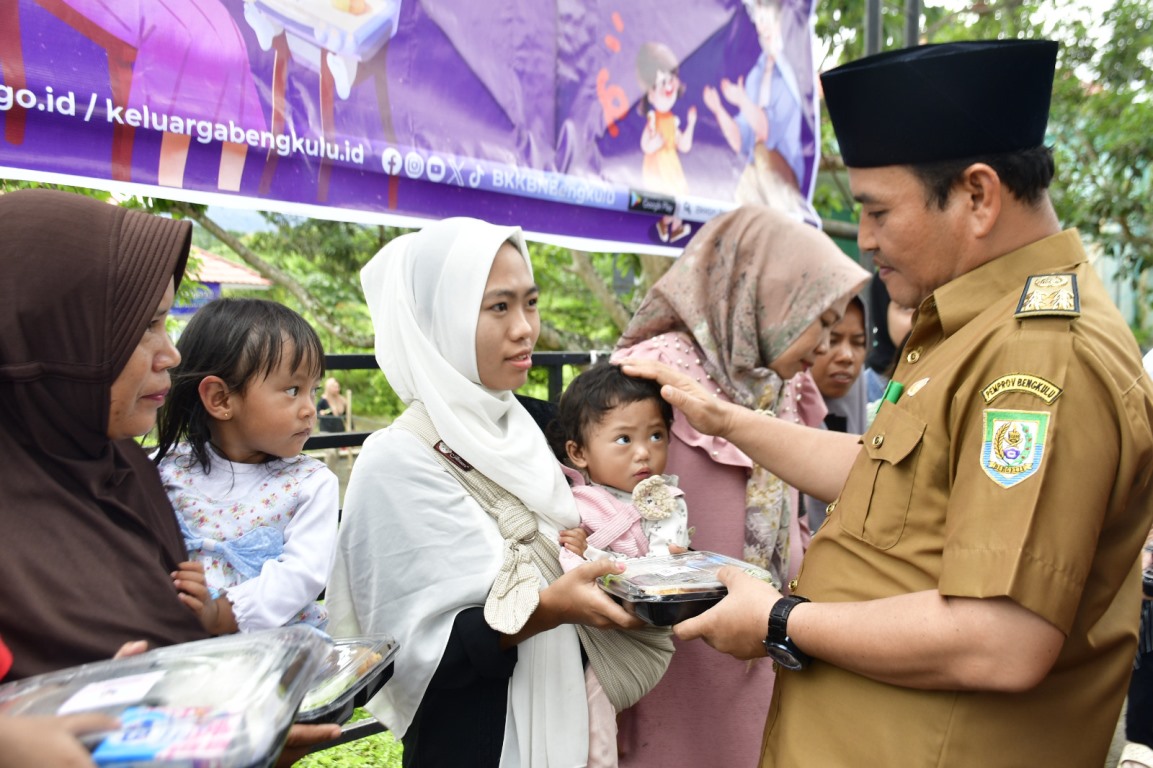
[{"left": 1015, "top": 273, "right": 1080, "bottom": 319}]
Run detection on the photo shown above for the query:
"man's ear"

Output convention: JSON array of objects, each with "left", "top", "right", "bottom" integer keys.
[
  {"left": 198, "top": 376, "right": 233, "bottom": 420},
  {"left": 958, "top": 162, "right": 1002, "bottom": 239},
  {"left": 566, "top": 440, "right": 589, "bottom": 469}
]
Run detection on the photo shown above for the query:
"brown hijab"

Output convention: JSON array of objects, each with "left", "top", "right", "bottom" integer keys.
[{"left": 0, "top": 189, "right": 207, "bottom": 680}]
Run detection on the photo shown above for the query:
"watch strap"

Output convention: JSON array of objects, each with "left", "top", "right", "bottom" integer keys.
[{"left": 768, "top": 595, "right": 810, "bottom": 645}]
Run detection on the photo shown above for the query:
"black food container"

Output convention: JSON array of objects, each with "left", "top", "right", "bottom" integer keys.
[
  {"left": 296, "top": 635, "right": 398, "bottom": 725},
  {"left": 598, "top": 551, "right": 775, "bottom": 626}
]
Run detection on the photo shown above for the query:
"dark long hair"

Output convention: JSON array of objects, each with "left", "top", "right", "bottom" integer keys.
[{"left": 154, "top": 298, "right": 325, "bottom": 472}]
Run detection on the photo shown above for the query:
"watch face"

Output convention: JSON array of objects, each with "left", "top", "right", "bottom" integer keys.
[{"left": 763, "top": 641, "right": 806, "bottom": 671}]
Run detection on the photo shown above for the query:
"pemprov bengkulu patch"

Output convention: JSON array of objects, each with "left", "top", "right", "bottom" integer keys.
[
  {"left": 982, "top": 410, "right": 1050, "bottom": 488},
  {"left": 981, "top": 374, "right": 1062, "bottom": 405}
]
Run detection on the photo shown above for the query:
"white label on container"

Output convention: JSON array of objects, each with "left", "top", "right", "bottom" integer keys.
[{"left": 58, "top": 671, "right": 166, "bottom": 714}]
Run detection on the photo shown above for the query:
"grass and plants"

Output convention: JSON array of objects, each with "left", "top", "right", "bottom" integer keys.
[{"left": 296, "top": 709, "right": 403, "bottom": 768}]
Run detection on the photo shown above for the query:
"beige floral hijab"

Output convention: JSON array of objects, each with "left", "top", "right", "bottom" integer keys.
[
  {"left": 618, "top": 206, "right": 869, "bottom": 582},
  {"left": 620, "top": 205, "right": 869, "bottom": 408}
]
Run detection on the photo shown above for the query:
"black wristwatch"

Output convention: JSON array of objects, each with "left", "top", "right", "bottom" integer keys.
[{"left": 763, "top": 595, "right": 811, "bottom": 671}]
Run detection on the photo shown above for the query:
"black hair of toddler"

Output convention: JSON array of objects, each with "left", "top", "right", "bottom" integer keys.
[{"left": 547, "top": 361, "right": 673, "bottom": 460}]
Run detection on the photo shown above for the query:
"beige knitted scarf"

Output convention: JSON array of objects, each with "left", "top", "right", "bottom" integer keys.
[{"left": 394, "top": 402, "right": 673, "bottom": 711}]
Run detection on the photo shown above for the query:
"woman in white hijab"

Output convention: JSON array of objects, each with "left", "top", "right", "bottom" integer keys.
[{"left": 327, "top": 218, "right": 668, "bottom": 767}]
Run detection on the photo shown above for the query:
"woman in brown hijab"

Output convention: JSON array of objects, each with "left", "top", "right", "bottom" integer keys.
[
  {"left": 0, "top": 188, "right": 204, "bottom": 678},
  {"left": 0, "top": 189, "right": 338, "bottom": 762}
]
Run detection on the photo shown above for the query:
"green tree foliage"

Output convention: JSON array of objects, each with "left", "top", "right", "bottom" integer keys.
[
  {"left": 1045, "top": 0, "right": 1151, "bottom": 284},
  {"left": 202, "top": 211, "right": 400, "bottom": 417},
  {"left": 812, "top": 0, "right": 1152, "bottom": 289}
]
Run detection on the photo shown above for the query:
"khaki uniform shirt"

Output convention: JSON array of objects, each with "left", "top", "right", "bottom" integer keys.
[{"left": 762, "top": 231, "right": 1153, "bottom": 766}]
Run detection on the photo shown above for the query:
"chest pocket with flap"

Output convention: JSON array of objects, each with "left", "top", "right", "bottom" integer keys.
[{"left": 837, "top": 404, "right": 926, "bottom": 550}]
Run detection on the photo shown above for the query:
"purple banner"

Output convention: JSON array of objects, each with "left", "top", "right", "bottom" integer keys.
[{"left": 0, "top": 0, "right": 820, "bottom": 254}]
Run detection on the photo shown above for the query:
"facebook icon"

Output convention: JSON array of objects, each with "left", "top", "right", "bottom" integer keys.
[{"left": 381, "top": 148, "right": 402, "bottom": 176}]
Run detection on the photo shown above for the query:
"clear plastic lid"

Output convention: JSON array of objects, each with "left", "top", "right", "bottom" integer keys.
[
  {"left": 297, "top": 634, "right": 398, "bottom": 724},
  {"left": 598, "top": 551, "right": 775, "bottom": 603},
  {"left": 0, "top": 626, "right": 330, "bottom": 768}
]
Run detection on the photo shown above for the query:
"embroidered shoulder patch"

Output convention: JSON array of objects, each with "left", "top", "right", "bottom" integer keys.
[
  {"left": 981, "top": 374, "right": 1063, "bottom": 405},
  {"left": 1015, "top": 273, "right": 1080, "bottom": 318},
  {"left": 981, "top": 410, "right": 1050, "bottom": 488}
]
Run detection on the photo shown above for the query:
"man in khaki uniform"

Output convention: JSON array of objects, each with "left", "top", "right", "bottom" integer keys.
[{"left": 622, "top": 39, "right": 1153, "bottom": 765}]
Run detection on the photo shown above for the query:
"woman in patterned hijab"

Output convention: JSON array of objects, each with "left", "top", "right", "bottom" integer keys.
[{"left": 613, "top": 205, "right": 869, "bottom": 768}]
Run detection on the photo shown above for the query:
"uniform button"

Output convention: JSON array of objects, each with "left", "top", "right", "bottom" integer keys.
[
  {"left": 906, "top": 348, "right": 922, "bottom": 364},
  {"left": 788, "top": 578, "right": 799, "bottom": 592},
  {"left": 825, "top": 502, "right": 836, "bottom": 515},
  {"left": 871, "top": 435, "right": 884, "bottom": 447}
]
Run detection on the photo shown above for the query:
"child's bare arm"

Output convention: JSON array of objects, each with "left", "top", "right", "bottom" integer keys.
[{"left": 172, "top": 561, "right": 239, "bottom": 635}]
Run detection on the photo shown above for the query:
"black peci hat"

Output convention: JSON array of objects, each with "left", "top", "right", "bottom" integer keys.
[{"left": 821, "top": 39, "right": 1058, "bottom": 168}]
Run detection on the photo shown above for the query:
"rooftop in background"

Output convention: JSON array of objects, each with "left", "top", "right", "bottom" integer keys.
[
  {"left": 187, "top": 246, "right": 272, "bottom": 290},
  {"left": 173, "top": 247, "right": 272, "bottom": 318}
]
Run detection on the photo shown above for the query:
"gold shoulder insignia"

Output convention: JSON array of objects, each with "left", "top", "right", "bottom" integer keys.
[{"left": 1015, "top": 273, "right": 1080, "bottom": 319}]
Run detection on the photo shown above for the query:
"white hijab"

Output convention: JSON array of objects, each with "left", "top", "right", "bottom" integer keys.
[
  {"left": 354, "top": 218, "right": 588, "bottom": 766},
  {"left": 360, "top": 217, "right": 577, "bottom": 525}
]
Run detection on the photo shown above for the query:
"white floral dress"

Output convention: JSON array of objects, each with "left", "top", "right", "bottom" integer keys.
[{"left": 158, "top": 445, "right": 339, "bottom": 631}]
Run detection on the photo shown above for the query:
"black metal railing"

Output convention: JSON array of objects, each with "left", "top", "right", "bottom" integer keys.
[{"left": 303, "top": 351, "right": 595, "bottom": 451}]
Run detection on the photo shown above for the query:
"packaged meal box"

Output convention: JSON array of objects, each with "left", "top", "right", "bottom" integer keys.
[
  {"left": 598, "top": 551, "right": 776, "bottom": 626},
  {"left": 296, "top": 634, "right": 398, "bottom": 725},
  {"left": 0, "top": 626, "right": 330, "bottom": 768}
]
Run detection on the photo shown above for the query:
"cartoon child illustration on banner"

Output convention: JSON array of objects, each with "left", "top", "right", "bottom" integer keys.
[
  {"left": 636, "top": 41, "right": 697, "bottom": 243},
  {"left": 702, "top": 0, "right": 808, "bottom": 217}
]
